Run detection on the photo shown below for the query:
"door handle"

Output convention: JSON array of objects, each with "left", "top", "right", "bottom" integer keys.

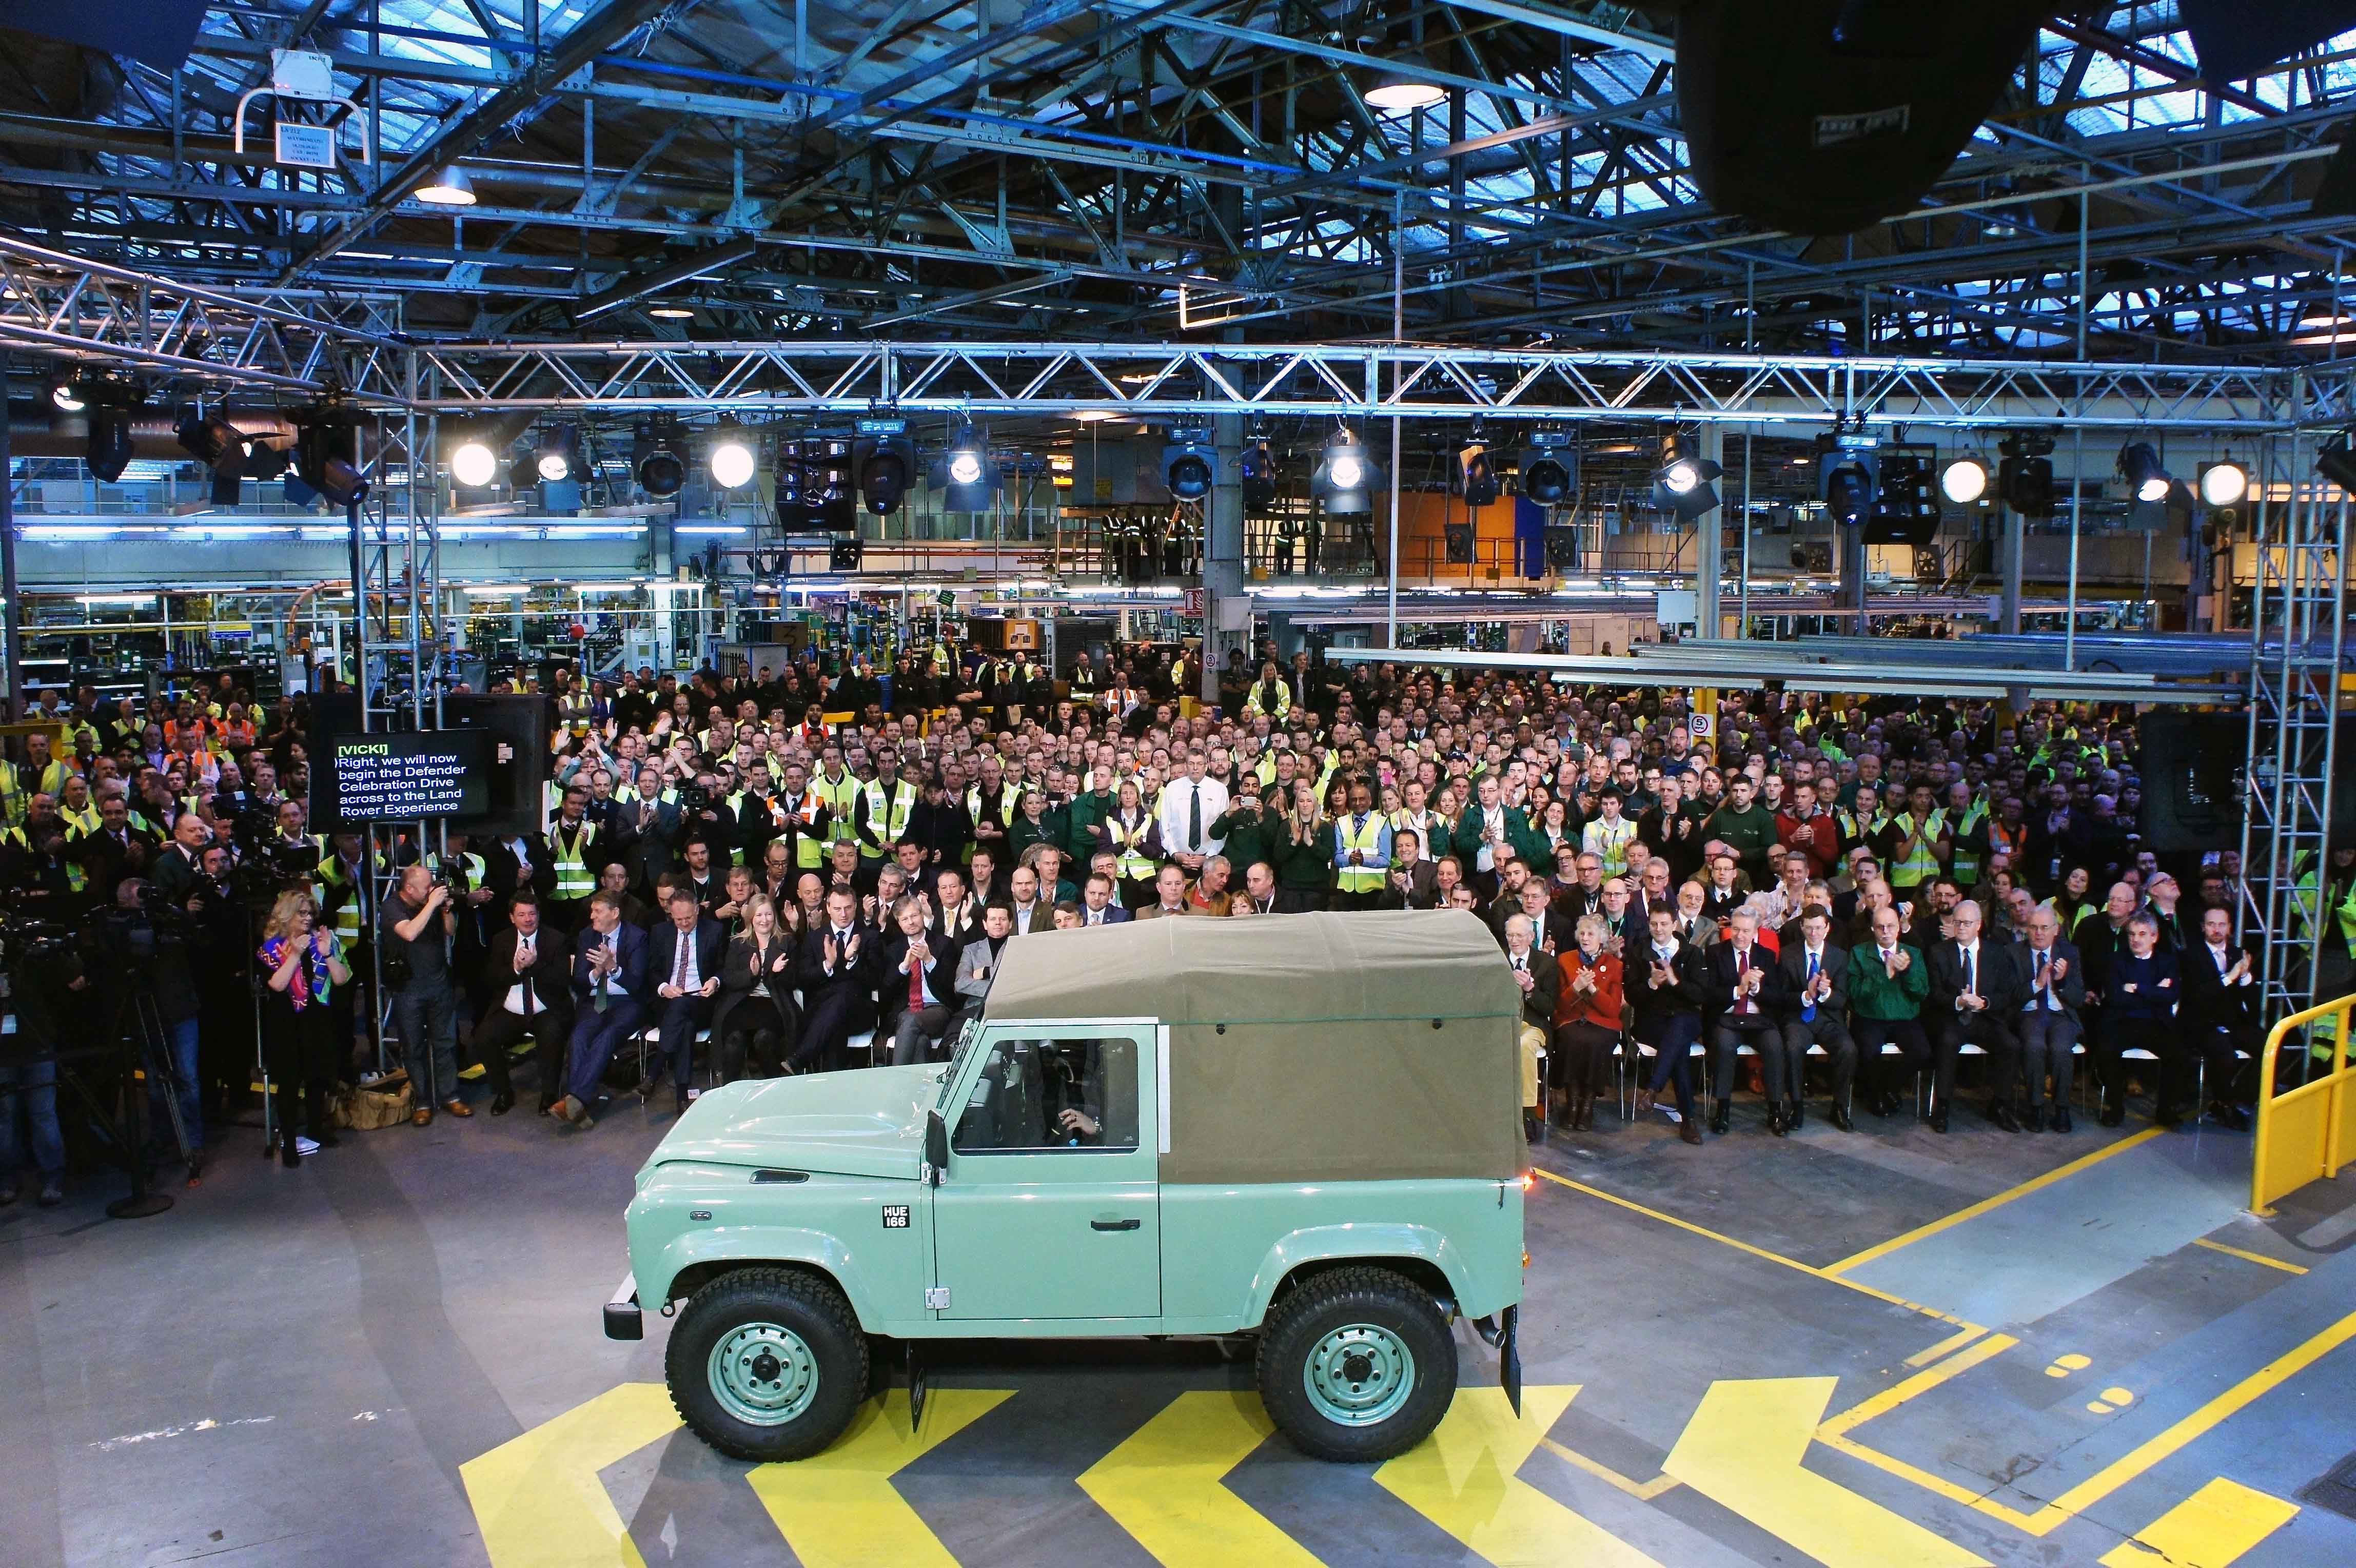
[{"left": 1090, "top": 1217, "right": 1142, "bottom": 1231}]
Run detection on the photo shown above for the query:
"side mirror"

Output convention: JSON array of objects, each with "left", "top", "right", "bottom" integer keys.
[{"left": 925, "top": 1109, "right": 949, "bottom": 1184}]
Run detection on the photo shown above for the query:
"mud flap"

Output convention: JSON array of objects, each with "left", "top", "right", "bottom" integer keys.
[
  {"left": 907, "top": 1340, "right": 929, "bottom": 1432},
  {"left": 1499, "top": 1303, "right": 1522, "bottom": 1417}
]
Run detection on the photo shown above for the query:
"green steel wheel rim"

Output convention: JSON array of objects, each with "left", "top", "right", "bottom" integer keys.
[
  {"left": 1302, "top": 1322, "right": 1417, "bottom": 1426},
  {"left": 708, "top": 1321, "right": 820, "bottom": 1426}
]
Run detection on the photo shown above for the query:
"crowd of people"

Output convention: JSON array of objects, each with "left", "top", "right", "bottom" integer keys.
[{"left": 0, "top": 635, "right": 2324, "bottom": 1200}]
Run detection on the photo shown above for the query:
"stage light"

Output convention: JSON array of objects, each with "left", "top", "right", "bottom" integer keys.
[
  {"left": 1651, "top": 431, "right": 1722, "bottom": 520},
  {"left": 177, "top": 409, "right": 247, "bottom": 506},
  {"left": 1240, "top": 437, "right": 1277, "bottom": 512},
  {"left": 633, "top": 419, "right": 688, "bottom": 497},
  {"left": 1818, "top": 438, "right": 1879, "bottom": 526},
  {"left": 1312, "top": 427, "right": 1376, "bottom": 514},
  {"left": 81, "top": 381, "right": 135, "bottom": 483},
  {"left": 1453, "top": 437, "right": 1499, "bottom": 507},
  {"left": 2318, "top": 436, "right": 2356, "bottom": 494},
  {"left": 1939, "top": 455, "right": 1991, "bottom": 504},
  {"left": 646, "top": 304, "right": 695, "bottom": 321},
  {"left": 242, "top": 438, "right": 290, "bottom": 483},
  {"left": 948, "top": 447, "right": 985, "bottom": 486},
  {"left": 2197, "top": 459, "right": 2248, "bottom": 509},
  {"left": 709, "top": 432, "right": 757, "bottom": 490},
  {"left": 415, "top": 165, "right": 477, "bottom": 206},
  {"left": 2116, "top": 442, "right": 2173, "bottom": 504},
  {"left": 1997, "top": 433, "right": 2055, "bottom": 517},
  {"left": 49, "top": 378, "right": 84, "bottom": 413},
  {"left": 290, "top": 402, "right": 368, "bottom": 509},
  {"left": 1364, "top": 72, "right": 1446, "bottom": 113},
  {"left": 1163, "top": 425, "right": 1214, "bottom": 501},
  {"left": 858, "top": 438, "right": 912, "bottom": 516},
  {"left": 934, "top": 426, "right": 1000, "bottom": 511},
  {"left": 534, "top": 425, "right": 577, "bottom": 484},
  {"left": 1517, "top": 434, "right": 1574, "bottom": 505},
  {"left": 448, "top": 435, "right": 501, "bottom": 489}
]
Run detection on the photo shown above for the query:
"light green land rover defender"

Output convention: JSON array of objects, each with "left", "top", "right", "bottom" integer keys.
[{"left": 606, "top": 910, "right": 1528, "bottom": 1463}]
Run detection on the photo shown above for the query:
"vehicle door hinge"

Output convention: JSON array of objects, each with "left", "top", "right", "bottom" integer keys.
[{"left": 924, "top": 1286, "right": 951, "bottom": 1310}]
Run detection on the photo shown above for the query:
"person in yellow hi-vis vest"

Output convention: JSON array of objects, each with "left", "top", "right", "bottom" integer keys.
[
  {"left": 812, "top": 749, "right": 862, "bottom": 852},
  {"left": 853, "top": 756, "right": 917, "bottom": 864},
  {"left": 1330, "top": 778, "right": 1392, "bottom": 911},
  {"left": 541, "top": 786, "right": 601, "bottom": 934}
]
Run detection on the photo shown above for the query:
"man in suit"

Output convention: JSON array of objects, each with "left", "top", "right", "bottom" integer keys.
[
  {"left": 1705, "top": 910, "right": 1791, "bottom": 1135},
  {"left": 1452, "top": 772, "right": 1525, "bottom": 901},
  {"left": 796, "top": 886, "right": 880, "bottom": 1071},
  {"left": 1777, "top": 905, "right": 1857, "bottom": 1131},
  {"left": 2175, "top": 906, "right": 2257, "bottom": 1129},
  {"left": 642, "top": 887, "right": 727, "bottom": 1108},
  {"left": 1382, "top": 827, "right": 1441, "bottom": 910},
  {"left": 931, "top": 866, "right": 985, "bottom": 949},
  {"left": 1135, "top": 863, "right": 1194, "bottom": 919},
  {"left": 484, "top": 831, "right": 556, "bottom": 920},
  {"left": 1502, "top": 913, "right": 1560, "bottom": 1144},
  {"left": 1076, "top": 871, "right": 1133, "bottom": 926},
  {"left": 469, "top": 892, "right": 573, "bottom": 1116},
  {"left": 1629, "top": 905, "right": 1706, "bottom": 1145},
  {"left": 2013, "top": 905, "right": 2088, "bottom": 1131},
  {"left": 555, "top": 892, "right": 649, "bottom": 1126},
  {"left": 612, "top": 767, "right": 682, "bottom": 894},
  {"left": 882, "top": 894, "right": 957, "bottom": 1065},
  {"left": 1928, "top": 899, "right": 2024, "bottom": 1134},
  {"left": 1502, "top": 878, "right": 1572, "bottom": 959}
]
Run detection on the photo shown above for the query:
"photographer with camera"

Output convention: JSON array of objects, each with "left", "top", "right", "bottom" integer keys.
[
  {"left": 1, "top": 922, "right": 84, "bottom": 1207},
  {"left": 110, "top": 876, "right": 207, "bottom": 1177},
  {"left": 382, "top": 863, "right": 468, "bottom": 1126}
]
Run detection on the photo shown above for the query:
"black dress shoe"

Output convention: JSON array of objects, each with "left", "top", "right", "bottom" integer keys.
[
  {"left": 1832, "top": 1106, "right": 1856, "bottom": 1132},
  {"left": 2098, "top": 1096, "right": 2124, "bottom": 1128},
  {"left": 1768, "top": 1105, "right": 1788, "bottom": 1137},
  {"left": 1872, "top": 1091, "right": 1900, "bottom": 1118},
  {"left": 1991, "top": 1103, "right": 2022, "bottom": 1133},
  {"left": 1929, "top": 1108, "right": 1950, "bottom": 1133},
  {"left": 490, "top": 1091, "right": 515, "bottom": 1116},
  {"left": 2210, "top": 1102, "right": 2249, "bottom": 1131},
  {"left": 2024, "top": 1105, "right": 2045, "bottom": 1132},
  {"left": 1786, "top": 1098, "right": 1804, "bottom": 1131},
  {"left": 1709, "top": 1107, "right": 1731, "bottom": 1136},
  {"left": 2050, "top": 1105, "right": 2072, "bottom": 1133},
  {"left": 634, "top": 1075, "right": 659, "bottom": 1100}
]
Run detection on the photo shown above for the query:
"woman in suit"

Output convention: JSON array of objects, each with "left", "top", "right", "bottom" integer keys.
[
  {"left": 1553, "top": 913, "right": 1625, "bottom": 1132},
  {"left": 712, "top": 896, "right": 799, "bottom": 1083}
]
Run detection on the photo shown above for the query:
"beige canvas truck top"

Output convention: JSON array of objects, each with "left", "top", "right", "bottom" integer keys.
[{"left": 983, "top": 910, "right": 1523, "bottom": 1185}]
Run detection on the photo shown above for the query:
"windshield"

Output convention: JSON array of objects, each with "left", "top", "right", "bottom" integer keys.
[{"left": 934, "top": 1015, "right": 981, "bottom": 1109}]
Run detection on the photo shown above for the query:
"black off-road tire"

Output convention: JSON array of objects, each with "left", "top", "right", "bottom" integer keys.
[
  {"left": 666, "top": 1267, "right": 870, "bottom": 1462},
  {"left": 1255, "top": 1265, "right": 1457, "bottom": 1462}
]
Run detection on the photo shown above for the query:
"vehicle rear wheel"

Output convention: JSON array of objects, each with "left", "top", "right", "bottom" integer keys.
[
  {"left": 1256, "top": 1266, "right": 1456, "bottom": 1462},
  {"left": 666, "top": 1267, "right": 869, "bottom": 1462}
]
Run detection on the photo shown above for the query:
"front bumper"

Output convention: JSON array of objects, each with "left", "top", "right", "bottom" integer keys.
[{"left": 603, "top": 1272, "right": 643, "bottom": 1340}]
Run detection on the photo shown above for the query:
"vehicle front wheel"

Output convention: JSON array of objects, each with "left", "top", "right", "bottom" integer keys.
[
  {"left": 1256, "top": 1266, "right": 1457, "bottom": 1462},
  {"left": 666, "top": 1267, "right": 869, "bottom": 1462}
]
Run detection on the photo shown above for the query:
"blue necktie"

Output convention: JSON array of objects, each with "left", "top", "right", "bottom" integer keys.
[{"left": 1803, "top": 952, "right": 1818, "bottom": 1023}]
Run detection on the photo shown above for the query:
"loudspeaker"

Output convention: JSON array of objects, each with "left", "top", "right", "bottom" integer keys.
[
  {"left": 1443, "top": 522, "right": 1475, "bottom": 564},
  {"left": 1678, "top": 3, "right": 2047, "bottom": 234},
  {"left": 2136, "top": 712, "right": 2356, "bottom": 853},
  {"left": 1544, "top": 526, "right": 1580, "bottom": 571}
]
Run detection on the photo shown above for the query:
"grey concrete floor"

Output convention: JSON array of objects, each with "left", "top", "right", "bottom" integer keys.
[{"left": 3, "top": 1079, "right": 2353, "bottom": 1567}]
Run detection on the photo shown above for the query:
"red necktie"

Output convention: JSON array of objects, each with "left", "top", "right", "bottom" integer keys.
[{"left": 909, "top": 951, "right": 925, "bottom": 1011}]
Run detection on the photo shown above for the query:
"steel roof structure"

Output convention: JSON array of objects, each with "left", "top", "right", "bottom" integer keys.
[{"left": 3, "top": 3, "right": 2354, "bottom": 365}]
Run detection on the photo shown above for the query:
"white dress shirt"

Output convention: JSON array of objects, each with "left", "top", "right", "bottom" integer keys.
[
  {"left": 503, "top": 932, "right": 544, "bottom": 1015},
  {"left": 1156, "top": 775, "right": 1230, "bottom": 856}
]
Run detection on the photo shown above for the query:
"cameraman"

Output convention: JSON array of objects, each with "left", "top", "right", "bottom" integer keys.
[
  {"left": 1, "top": 930, "right": 83, "bottom": 1207},
  {"left": 113, "top": 877, "right": 206, "bottom": 1175},
  {"left": 381, "top": 864, "right": 468, "bottom": 1125}
]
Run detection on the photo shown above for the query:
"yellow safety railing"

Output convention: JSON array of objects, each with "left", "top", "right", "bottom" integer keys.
[{"left": 2250, "top": 992, "right": 2356, "bottom": 1216}]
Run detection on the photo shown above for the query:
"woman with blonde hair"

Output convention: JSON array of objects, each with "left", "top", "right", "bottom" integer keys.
[
  {"left": 1553, "top": 912, "right": 1625, "bottom": 1131},
  {"left": 259, "top": 886, "right": 351, "bottom": 1167}
]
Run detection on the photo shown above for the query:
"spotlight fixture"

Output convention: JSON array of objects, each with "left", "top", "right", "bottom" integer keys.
[
  {"left": 1312, "top": 426, "right": 1377, "bottom": 515},
  {"left": 82, "top": 382, "right": 136, "bottom": 484},
  {"left": 708, "top": 430, "right": 758, "bottom": 491},
  {"left": 414, "top": 164, "right": 477, "bottom": 206},
  {"left": 1517, "top": 432, "right": 1574, "bottom": 505},
  {"left": 1817, "top": 435, "right": 1880, "bottom": 526},
  {"left": 2116, "top": 441, "right": 2173, "bottom": 504},
  {"left": 534, "top": 424, "right": 578, "bottom": 484},
  {"left": 1651, "top": 430, "right": 1722, "bottom": 520},
  {"left": 935, "top": 425, "right": 1000, "bottom": 512},
  {"left": 289, "top": 400, "right": 369, "bottom": 509},
  {"left": 1997, "top": 433, "right": 2055, "bottom": 517},
  {"left": 947, "top": 445, "right": 985, "bottom": 487},
  {"left": 176, "top": 408, "right": 247, "bottom": 506},
  {"left": 1162, "top": 424, "right": 1214, "bottom": 501},
  {"left": 2317, "top": 435, "right": 2356, "bottom": 494},
  {"left": 645, "top": 304, "right": 696, "bottom": 321},
  {"left": 447, "top": 427, "right": 503, "bottom": 489},
  {"left": 633, "top": 418, "right": 688, "bottom": 497},
  {"left": 1451, "top": 430, "right": 1499, "bottom": 508},
  {"left": 49, "top": 378, "right": 85, "bottom": 413},
  {"left": 1364, "top": 71, "right": 1447, "bottom": 113},
  {"left": 1939, "top": 454, "right": 1991, "bottom": 505},
  {"left": 242, "top": 438, "right": 290, "bottom": 484},
  {"left": 858, "top": 437, "right": 913, "bottom": 516},
  {"left": 2197, "top": 458, "right": 2249, "bottom": 510},
  {"left": 1239, "top": 435, "right": 1278, "bottom": 512}
]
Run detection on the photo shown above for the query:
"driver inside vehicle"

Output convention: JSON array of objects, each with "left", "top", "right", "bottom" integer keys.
[{"left": 954, "top": 1036, "right": 1135, "bottom": 1151}]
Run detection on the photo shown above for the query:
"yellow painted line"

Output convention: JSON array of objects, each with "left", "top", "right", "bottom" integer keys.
[
  {"left": 2096, "top": 1477, "right": 2300, "bottom": 1567},
  {"left": 1534, "top": 1168, "right": 1970, "bottom": 1325},
  {"left": 745, "top": 1388, "right": 1012, "bottom": 1568},
  {"left": 1820, "top": 1334, "right": 2017, "bottom": 1439},
  {"left": 460, "top": 1382, "right": 683, "bottom": 1568},
  {"left": 1537, "top": 1437, "right": 1680, "bottom": 1501},
  {"left": 1377, "top": 1386, "right": 1661, "bottom": 1567},
  {"left": 1905, "top": 1325, "right": 1990, "bottom": 1369},
  {"left": 1665, "top": 1378, "right": 1990, "bottom": 1568},
  {"left": 1823, "top": 1127, "right": 2166, "bottom": 1277},
  {"left": 1077, "top": 1390, "right": 1324, "bottom": 1567},
  {"left": 1830, "top": 1308, "right": 2356, "bottom": 1538},
  {"left": 2191, "top": 1238, "right": 2310, "bottom": 1275}
]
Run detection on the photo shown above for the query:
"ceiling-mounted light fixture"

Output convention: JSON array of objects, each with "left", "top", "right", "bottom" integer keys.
[
  {"left": 82, "top": 381, "right": 136, "bottom": 484},
  {"left": 709, "top": 429, "right": 758, "bottom": 491},
  {"left": 414, "top": 164, "right": 477, "bottom": 206},
  {"left": 635, "top": 418, "right": 689, "bottom": 497},
  {"left": 2197, "top": 458, "right": 2248, "bottom": 510},
  {"left": 2116, "top": 441, "right": 2173, "bottom": 504},
  {"left": 1162, "top": 425, "right": 1214, "bottom": 501},
  {"left": 49, "top": 378, "right": 85, "bottom": 413},
  {"left": 448, "top": 433, "right": 501, "bottom": 489},
  {"left": 1364, "top": 71, "right": 1447, "bottom": 113},
  {"left": 1517, "top": 431, "right": 1575, "bottom": 505},
  {"left": 1651, "top": 430, "right": 1723, "bottom": 520},
  {"left": 645, "top": 304, "right": 696, "bottom": 320},
  {"left": 290, "top": 399, "right": 369, "bottom": 509},
  {"left": 1312, "top": 426, "right": 1378, "bottom": 515},
  {"left": 534, "top": 424, "right": 578, "bottom": 484},
  {"left": 177, "top": 408, "right": 248, "bottom": 506},
  {"left": 1939, "top": 454, "right": 1991, "bottom": 505}
]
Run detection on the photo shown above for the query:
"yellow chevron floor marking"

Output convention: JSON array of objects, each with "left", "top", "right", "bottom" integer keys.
[
  {"left": 1667, "top": 1378, "right": 1990, "bottom": 1568},
  {"left": 2095, "top": 1477, "right": 2300, "bottom": 1567},
  {"left": 1077, "top": 1389, "right": 1324, "bottom": 1568},
  {"left": 745, "top": 1388, "right": 1013, "bottom": 1568},
  {"left": 1377, "top": 1385, "right": 1660, "bottom": 1567},
  {"left": 460, "top": 1382, "right": 683, "bottom": 1568}
]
